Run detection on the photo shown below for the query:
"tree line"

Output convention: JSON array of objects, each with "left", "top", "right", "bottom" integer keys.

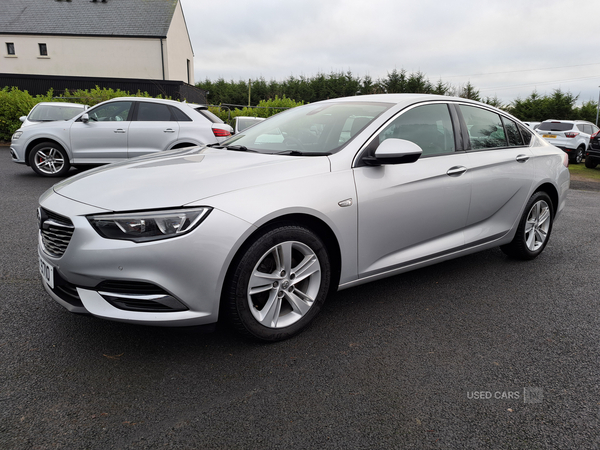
[{"left": 196, "top": 69, "right": 599, "bottom": 124}]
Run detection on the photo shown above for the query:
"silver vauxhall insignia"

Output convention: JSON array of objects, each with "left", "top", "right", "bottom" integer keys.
[{"left": 37, "top": 94, "right": 570, "bottom": 341}]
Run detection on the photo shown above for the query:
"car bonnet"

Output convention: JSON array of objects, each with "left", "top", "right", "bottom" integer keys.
[{"left": 51, "top": 147, "right": 332, "bottom": 211}]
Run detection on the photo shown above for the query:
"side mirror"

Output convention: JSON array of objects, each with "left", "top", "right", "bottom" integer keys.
[
  {"left": 19, "top": 116, "right": 26, "bottom": 123},
  {"left": 81, "top": 113, "right": 89, "bottom": 123},
  {"left": 363, "top": 138, "right": 422, "bottom": 166}
]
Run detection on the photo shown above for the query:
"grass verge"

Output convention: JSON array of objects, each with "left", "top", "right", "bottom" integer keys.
[{"left": 569, "top": 163, "right": 600, "bottom": 182}]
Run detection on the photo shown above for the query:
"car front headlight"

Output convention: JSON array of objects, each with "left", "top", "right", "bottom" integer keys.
[
  {"left": 88, "top": 207, "right": 212, "bottom": 242},
  {"left": 12, "top": 131, "right": 22, "bottom": 141}
]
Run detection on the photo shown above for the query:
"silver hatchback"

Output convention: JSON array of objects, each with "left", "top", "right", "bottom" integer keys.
[{"left": 37, "top": 94, "right": 570, "bottom": 341}]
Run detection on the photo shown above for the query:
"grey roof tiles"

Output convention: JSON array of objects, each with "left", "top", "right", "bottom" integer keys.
[{"left": 0, "top": 0, "right": 178, "bottom": 38}]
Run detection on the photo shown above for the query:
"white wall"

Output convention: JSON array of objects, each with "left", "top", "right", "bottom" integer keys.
[
  {"left": 164, "top": 0, "right": 195, "bottom": 84},
  {"left": 1, "top": 35, "right": 165, "bottom": 79}
]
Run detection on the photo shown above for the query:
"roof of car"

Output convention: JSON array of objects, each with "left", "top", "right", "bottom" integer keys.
[
  {"left": 0, "top": 0, "right": 178, "bottom": 38},
  {"left": 34, "top": 102, "right": 86, "bottom": 108},
  {"left": 541, "top": 119, "right": 592, "bottom": 124}
]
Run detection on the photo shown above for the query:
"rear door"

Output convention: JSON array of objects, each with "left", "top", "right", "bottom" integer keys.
[
  {"left": 127, "top": 102, "right": 180, "bottom": 159},
  {"left": 457, "top": 104, "right": 534, "bottom": 244}
]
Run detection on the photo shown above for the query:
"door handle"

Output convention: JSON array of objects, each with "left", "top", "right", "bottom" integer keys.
[
  {"left": 114, "top": 129, "right": 125, "bottom": 134},
  {"left": 516, "top": 154, "right": 530, "bottom": 163},
  {"left": 164, "top": 129, "right": 175, "bottom": 133},
  {"left": 447, "top": 166, "right": 467, "bottom": 177}
]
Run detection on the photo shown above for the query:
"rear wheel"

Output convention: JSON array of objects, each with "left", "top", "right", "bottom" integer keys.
[
  {"left": 501, "top": 191, "right": 554, "bottom": 260},
  {"left": 29, "top": 141, "right": 70, "bottom": 177},
  {"left": 573, "top": 146, "right": 585, "bottom": 164},
  {"left": 585, "top": 155, "right": 598, "bottom": 169},
  {"left": 225, "top": 225, "right": 331, "bottom": 341}
]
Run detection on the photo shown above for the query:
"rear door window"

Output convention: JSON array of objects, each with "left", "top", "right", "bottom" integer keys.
[
  {"left": 501, "top": 117, "right": 524, "bottom": 146},
  {"left": 459, "top": 105, "right": 506, "bottom": 149},
  {"left": 136, "top": 102, "right": 174, "bottom": 121}
]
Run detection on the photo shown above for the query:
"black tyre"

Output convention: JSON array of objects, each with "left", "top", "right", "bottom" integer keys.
[
  {"left": 225, "top": 225, "right": 331, "bottom": 341},
  {"left": 29, "top": 141, "right": 70, "bottom": 177},
  {"left": 501, "top": 191, "right": 554, "bottom": 260},
  {"left": 585, "top": 155, "right": 598, "bottom": 169}
]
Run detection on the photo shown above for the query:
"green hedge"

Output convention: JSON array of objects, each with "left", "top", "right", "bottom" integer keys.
[{"left": 209, "top": 96, "right": 304, "bottom": 126}]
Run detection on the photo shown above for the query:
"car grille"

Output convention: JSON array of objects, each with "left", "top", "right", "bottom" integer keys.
[{"left": 40, "top": 208, "right": 74, "bottom": 257}]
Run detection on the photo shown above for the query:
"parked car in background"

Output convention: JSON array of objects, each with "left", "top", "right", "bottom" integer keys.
[
  {"left": 234, "top": 116, "right": 266, "bottom": 134},
  {"left": 585, "top": 129, "right": 600, "bottom": 168},
  {"left": 10, "top": 97, "right": 233, "bottom": 176},
  {"left": 20, "top": 102, "right": 88, "bottom": 127},
  {"left": 536, "top": 119, "right": 599, "bottom": 164},
  {"left": 523, "top": 121, "right": 541, "bottom": 130},
  {"left": 36, "top": 94, "right": 569, "bottom": 341}
]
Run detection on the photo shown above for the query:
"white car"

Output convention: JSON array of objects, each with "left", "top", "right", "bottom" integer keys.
[
  {"left": 536, "top": 119, "right": 599, "bottom": 164},
  {"left": 523, "top": 121, "right": 541, "bottom": 131},
  {"left": 36, "top": 94, "right": 570, "bottom": 341},
  {"left": 10, "top": 97, "right": 233, "bottom": 176},
  {"left": 19, "top": 102, "right": 88, "bottom": 127},
  {"left": 234, "top": 116, "right": 265, "bottom": 133}
]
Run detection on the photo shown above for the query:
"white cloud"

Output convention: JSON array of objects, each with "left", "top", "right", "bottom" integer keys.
[{"left": 181, "top": 0, "right": 600, "bottom": 104}]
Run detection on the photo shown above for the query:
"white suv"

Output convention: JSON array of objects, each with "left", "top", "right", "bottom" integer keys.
[
  {"left": 536, "top": 119, "right": 599, "bottom": 164},
  {"left": 10, "top": 97, "right": 233, "bottom": 176}
]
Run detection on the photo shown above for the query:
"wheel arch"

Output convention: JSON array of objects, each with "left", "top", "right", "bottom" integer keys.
[
  {"left": 533, "top": 182, "right": 559, "bottom": 217},
  {"left": 220, "top": 213, "right": 342, "bottom": 312},
  {"left": 24, "top": 138, "right": 69, "bottom": 167}
]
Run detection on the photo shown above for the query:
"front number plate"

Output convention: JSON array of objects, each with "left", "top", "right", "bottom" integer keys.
[{"left": 39, "top": 255, "right": 54, "bottom": 289}]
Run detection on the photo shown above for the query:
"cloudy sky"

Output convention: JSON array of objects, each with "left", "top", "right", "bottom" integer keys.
[{"left": 180, "top": 0, "right": 600, "bottom": 106}]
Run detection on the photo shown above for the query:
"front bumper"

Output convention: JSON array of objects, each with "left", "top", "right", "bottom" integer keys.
[
  {"left": 10, "top": 142, "right": 26, "bottom": 164},
  {"left": 38, "top": 198, "right": 253, "bottom": 327}
]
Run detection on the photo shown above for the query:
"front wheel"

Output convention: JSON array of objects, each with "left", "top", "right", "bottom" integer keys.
[
  {"left": 29, "top": 141, "right": 70, "bottom": 177},
  {"left": 501, "top": 191, "right": 554, "bottom": 260},
  {"left": 224, "top": 225, "right": 331, "bottom": 341}
]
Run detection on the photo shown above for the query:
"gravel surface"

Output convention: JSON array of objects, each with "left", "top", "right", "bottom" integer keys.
[{"left": 1, "top": 148, "right": 599, "bottom": 449}]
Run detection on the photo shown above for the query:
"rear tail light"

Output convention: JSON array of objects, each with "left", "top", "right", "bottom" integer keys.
[
  {"left": 591, "top": 130, "right": 600, "bottom": 140},
  {"left": 212, "top": 128, "right": 231, "bottom": 138},
  {"left": 564, "top": 132, "right": 579, "bottom": 138}
]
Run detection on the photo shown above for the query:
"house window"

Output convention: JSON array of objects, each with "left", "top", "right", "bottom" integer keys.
[
  {"left": 39, "top": 43, "right": 48, "bottom": 56},
  {"left": 6, "top": 43, "right": 15, "bottom": 55}
]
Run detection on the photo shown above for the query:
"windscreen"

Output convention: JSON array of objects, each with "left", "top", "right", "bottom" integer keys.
[
  {"left": 29, "top": 104, "right": 84, "bottom": 122},
  {"left": 221, "top": 101, "right": 393, "bottom": 155}
]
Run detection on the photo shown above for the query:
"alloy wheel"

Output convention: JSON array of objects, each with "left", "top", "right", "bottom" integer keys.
[
  {"left": 247, "top": 240, "right": 321, "bottom": 329},
  {"left": 34, "top": 147, "right": 66, "bottom": 175},
  {"left": 524, "top": 200, "right": 551, "bottom": 252}
]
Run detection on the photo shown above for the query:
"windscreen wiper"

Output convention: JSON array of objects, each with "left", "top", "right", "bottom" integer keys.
[{"left": 274, "top": 150, "right": 330, "bottom": 156}]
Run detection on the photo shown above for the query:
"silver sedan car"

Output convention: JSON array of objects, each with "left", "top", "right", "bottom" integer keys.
[{"left": 37, "top": 94, "right": 570, "bottom": 341}]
